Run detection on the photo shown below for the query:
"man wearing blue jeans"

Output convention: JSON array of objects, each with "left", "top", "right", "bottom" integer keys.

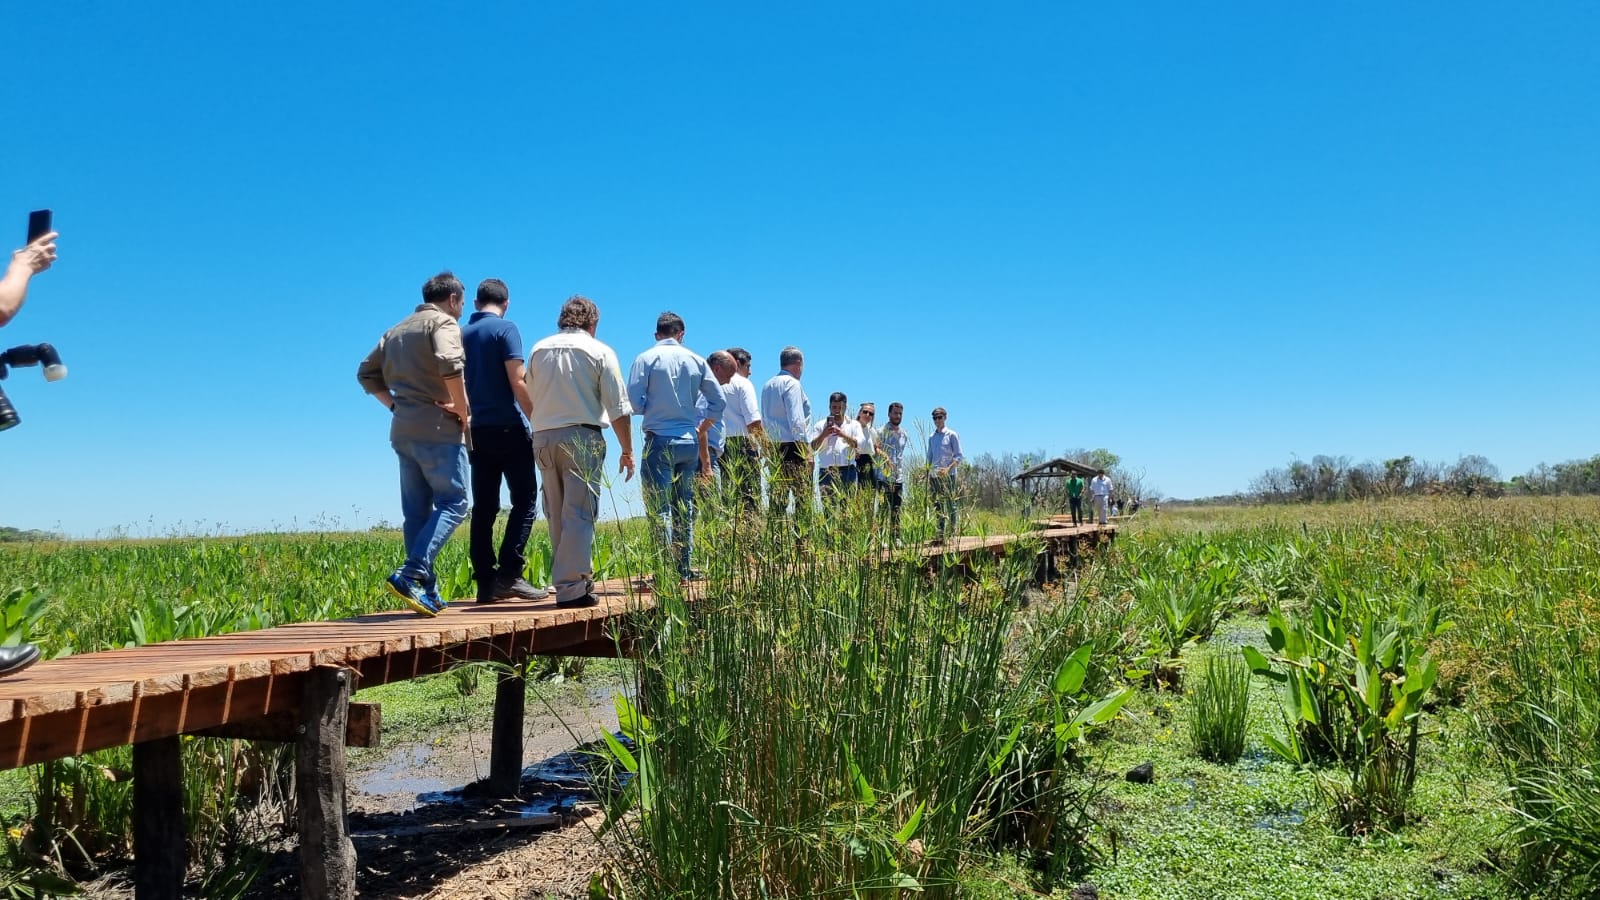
[
  {"left": 358, "top": 271, "right": 472, "bottom": 616},
  {"left": 627, "top": 312, "right": 725, "bottom": 582}
]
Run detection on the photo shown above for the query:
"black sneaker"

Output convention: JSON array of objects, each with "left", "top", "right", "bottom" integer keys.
[
  {"left": 494, "top": 577, "right": 550, "bottom": 601},
  {"left": 681, "top": 569, "right": 707, "bottom": 583},
  {"left": 555, "top": 593, "right": 600, "bottom": 609},
  {"left": 0, "top": 643, "right": 41, "bottom": 679}
]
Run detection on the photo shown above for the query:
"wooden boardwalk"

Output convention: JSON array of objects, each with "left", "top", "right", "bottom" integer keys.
[
  {"left": 0, "top": 579, "right": 644, "bottom": 771},
  {"left": 0, "top": 523, "right": 1115, "bottom": 898}
]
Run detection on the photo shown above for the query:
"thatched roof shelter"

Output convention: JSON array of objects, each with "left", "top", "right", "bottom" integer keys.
[
  {"left": 1014, "top": 458, "right": 1101, "bottom": 518},
  {"left": 1012, "top": 458, "right": 1100, "bottom": 484}
]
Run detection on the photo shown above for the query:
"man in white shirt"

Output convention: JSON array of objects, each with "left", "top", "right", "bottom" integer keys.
[
  {"left": 878, "top": 402, "right": 911, "bottom": 539},
  {"left": 1089, "top": 470, "right": 1114, "bottom": 525},
  {"left": 720, "top": 347, "right": 764, "bottom": 513},
  {"left": 759, "top": 346, "right": 812, "bottom": 518},
  {"left": 525, "top": 295, "right": 635, "bottom": 608},
  {"left": 926, "top": 407, "right": 964, "bottom": 543},
  {"left": 810, "top": 391, "right": 864, "bottom": 505}
]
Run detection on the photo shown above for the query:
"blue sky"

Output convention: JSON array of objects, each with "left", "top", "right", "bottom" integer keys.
[{"left": 3, "top": 2, "right": 1597, "bottom": 537}]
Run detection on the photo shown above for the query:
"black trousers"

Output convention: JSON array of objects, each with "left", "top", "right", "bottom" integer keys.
[
  {"left": 1069, "top": 495, "right": 1083, "bottom": 526},
  {"left": 855, "top": 454, "right": 878, "bottom": 490},
  {"left": 468, "top": 425, "right": 538, "bottom": 588},
  {"left": 770, "top": 441, "right": 812, "bottom": 518},
  {"left": 722, "top": 436, "right": 762, "bottom": 512}
]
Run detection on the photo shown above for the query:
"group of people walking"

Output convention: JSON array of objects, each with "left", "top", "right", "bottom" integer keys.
[{"left": 359, "top": 273, "right": 968, "bottom": 618}]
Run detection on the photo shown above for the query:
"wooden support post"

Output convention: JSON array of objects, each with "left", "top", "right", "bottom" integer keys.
[
  {"left": 488, "top": 664, "right": 526, "bottom": 797},
  {"left": 133, "top": 735, "right": 185, "bottom": 900},
  {"left": 297, "top": 666, "right": 355, "bottom": 900}
]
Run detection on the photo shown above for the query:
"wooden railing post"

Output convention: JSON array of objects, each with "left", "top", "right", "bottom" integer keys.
[
  {"left": 133, "top": 735, "right": 184, "bottom": 900},
  {"left": 488, "top": 661, "right": 527, "bottom": 796},
  {"left": 297, "top": 666, "right": 355, "bottom": 900}
]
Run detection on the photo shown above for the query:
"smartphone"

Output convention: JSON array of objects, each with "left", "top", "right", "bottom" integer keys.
[{"left": 26, "top": 210, "right": 52, "bottom": 244}]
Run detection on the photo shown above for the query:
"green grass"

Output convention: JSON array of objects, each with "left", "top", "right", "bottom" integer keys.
[{"left": 5, "top": 496, "right": 1600, "bottom": 898}]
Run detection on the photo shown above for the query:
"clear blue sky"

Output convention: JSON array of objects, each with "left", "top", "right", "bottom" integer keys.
[{"left": 3, "top": 2, "right": 1597, "bottom": 537}]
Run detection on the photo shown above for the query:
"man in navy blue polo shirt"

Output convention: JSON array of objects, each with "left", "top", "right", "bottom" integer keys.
[{"left": 462, "top": 279, "right": 548, "bottom": 604}]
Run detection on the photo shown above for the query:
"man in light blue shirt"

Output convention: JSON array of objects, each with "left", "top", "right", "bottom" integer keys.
[
  {"left": 926, "top": 407, "right": 964, "bottom": 543},
  {"left": 759, "top": 345, "right": 812, "bottom": 518},
  {"left": 627, "top": 312, "right": 725, "bottom": 581}
]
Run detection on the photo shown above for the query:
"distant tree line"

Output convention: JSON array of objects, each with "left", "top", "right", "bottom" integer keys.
[
  {"left": 1195, "top": 452, "right": 1600, "bottom": 505},
  {"left": 0, "top": 526, "right": 64, "bottom": 542}
]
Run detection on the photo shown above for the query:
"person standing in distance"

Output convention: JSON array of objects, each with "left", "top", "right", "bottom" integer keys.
[
  {"left": 1066, "top": 470, "right": 1086, "bottom": 527},
  {"left": 697, "top": 350, "right": 739, "bottom": 485},
  {"left": 1089, "top": 469, "right": 1114, "bottom": 525},
  {"left": 525, "top": 296, "right": 635, "bottom": 608},
  {"left": 627, "top": 312, "right": 725, "bottom": 582},
  {"left": 878, "top": 402, "right": 910, "bottom": 540},
  {"left": 853, "top": 402, "right": 880, "bottom": 494},
  {"left": 357, "top": 271, "right": 472, "bottom": 616},
  {"left": 926, "top": 407, "right": 963, "bottom": 544},
  {"left": 810, "top": 391, "right": 862, "bottom": 504},
  {"left": 0, "top": 227, "right": 60, "bottom": 677},
  {"left": 759, "top": 346, "right": 812, "bottom": 520},
  {"left": 719, "top": 347, "right": 764, "bottom": 512},
  {"left": 461, "top": 278, "right": 547, "bottom": 604}
]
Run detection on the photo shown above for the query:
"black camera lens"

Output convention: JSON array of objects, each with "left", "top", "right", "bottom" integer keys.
[{"left": 0, "top": 385, "right": 18, "bottom": 432}]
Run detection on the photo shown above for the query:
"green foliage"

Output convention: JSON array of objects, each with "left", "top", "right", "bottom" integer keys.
[
  {"left": 1244, "top": 584, "right": 1446, "bottom": 833},
  {"left": 1188, "top": 653, "right": 1250, "bottom": 765},
  {"left": 592, "top": 489, "right": 1132, "bottom": 898},
  {"left": 0, "top": 588, "right": 48, "bottom": 649}
]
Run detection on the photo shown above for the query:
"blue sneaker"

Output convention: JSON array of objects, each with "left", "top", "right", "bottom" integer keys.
[
  {"left": 423, "top": 579, "right": 448, "bottom": 613},
  {"left": 386, "top": 572, "right": 437, "bottom": 617}
]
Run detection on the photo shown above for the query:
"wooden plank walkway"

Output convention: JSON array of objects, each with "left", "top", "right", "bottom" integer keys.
[{"left": 0, "top": 577, "right": 646, "bottom": 771}]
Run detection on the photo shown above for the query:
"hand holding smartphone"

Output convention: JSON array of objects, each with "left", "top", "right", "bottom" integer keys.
[{"left": 26, "top": 210, "right": 52, "bottom": 244}]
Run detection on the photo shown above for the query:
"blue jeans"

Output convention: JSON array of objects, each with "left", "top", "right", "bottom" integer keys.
[
  {"left": 818, "top": 465, "right": 857, "bottom": 504},
  {"left": 642, "top": 434, "right": 700, "bottom": 577},
  {"left": 392, "top": 436, "right": 469, "bottom": 585},
  {"left": 931, "top": 472, "right": 958, "bottom": 539}
]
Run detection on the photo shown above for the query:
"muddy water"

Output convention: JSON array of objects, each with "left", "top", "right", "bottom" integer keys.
[{"left": 351, "top": 680, "right": 630, "bottom": 813}]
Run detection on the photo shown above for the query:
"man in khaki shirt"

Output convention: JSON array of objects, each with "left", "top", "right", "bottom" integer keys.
[{"left": 357, "top": 271, "right": 471, "bottom": 616}]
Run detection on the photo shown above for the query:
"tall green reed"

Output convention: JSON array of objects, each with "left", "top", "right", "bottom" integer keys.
[{"left": 597, "top": 482, "right": 1127, "bottom": 897}]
